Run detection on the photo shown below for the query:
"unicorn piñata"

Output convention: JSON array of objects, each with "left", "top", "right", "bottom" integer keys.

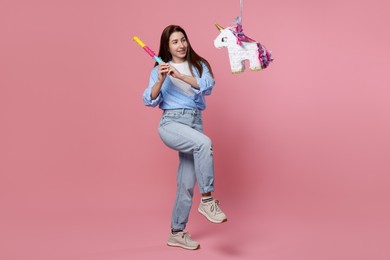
[{"left": 214, "top": 22, "right": 273, "bottom": 73}]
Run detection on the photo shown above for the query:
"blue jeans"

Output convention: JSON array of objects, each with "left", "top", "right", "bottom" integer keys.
[{"left": 158, "top": 109, "right": 215, "bottom": 230}]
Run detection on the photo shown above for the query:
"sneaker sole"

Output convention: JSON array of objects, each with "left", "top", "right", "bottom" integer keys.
[
  {"left": 198, "top": 207, "right": 228, "bottom": 224},
  {"left": 167, "top": 241, "right": 200, "bottom": 250}
]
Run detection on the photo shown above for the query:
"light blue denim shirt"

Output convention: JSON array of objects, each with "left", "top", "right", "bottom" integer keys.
[{"left": 143, "top": 62, "right": 215, "bottom": 110}]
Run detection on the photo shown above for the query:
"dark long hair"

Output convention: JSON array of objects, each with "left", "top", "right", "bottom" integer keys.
[{"left": 155, "top": 25, "right": 214, "bottom": 78}]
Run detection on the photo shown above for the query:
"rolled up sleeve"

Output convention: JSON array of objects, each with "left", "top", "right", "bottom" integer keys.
[
  {"left": 192, "top": 63, "right": 215, "bottom": 96},
  {"left": 143, "top": 67, "right": 163, "bottom": 107}
]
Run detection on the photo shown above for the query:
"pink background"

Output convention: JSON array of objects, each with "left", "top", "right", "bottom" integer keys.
[{"left": 1, "top": 0, "right": 390, "bottom": 259}]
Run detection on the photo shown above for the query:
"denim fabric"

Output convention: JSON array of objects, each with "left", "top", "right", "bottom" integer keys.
[{"left": 158, "top": 108, "right": 215, "bottom": 230}]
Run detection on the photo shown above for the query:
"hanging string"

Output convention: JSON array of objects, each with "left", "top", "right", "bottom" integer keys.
[
  {"left": 236, "top": 0, "right": 243, "bottom": 25},
  {"left": 240, "top": 0, "right": 243, "bottom": 24}
]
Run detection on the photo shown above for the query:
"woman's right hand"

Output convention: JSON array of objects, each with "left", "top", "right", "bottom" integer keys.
[
  {"left": 158, "top": 62, "right": 170, "bottom": 81},
  {"left": 151, "top": 63, "right": 169, "bottom": 100}
]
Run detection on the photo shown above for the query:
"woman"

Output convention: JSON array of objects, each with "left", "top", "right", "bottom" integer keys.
[{"left": 143, "top": 25, "right": 227, "bottom": 250}]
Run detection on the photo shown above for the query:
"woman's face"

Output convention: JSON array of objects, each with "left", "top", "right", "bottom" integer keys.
[{"left": 168, "top": 31, "right": 188, "bottom": 63}]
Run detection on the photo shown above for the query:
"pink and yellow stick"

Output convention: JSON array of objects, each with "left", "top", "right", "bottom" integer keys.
[{"left": 133, "top": 36, "right": 164, "bottom": 64}]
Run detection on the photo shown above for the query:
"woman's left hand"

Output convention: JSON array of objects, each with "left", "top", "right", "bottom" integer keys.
[{"left": 168, "top": 65, "right": 182, "bottom": 79}]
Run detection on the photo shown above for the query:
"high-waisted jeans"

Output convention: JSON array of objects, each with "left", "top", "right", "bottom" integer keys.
[{"left": 158, "top": 108, "right": 215, "bottom": 230}]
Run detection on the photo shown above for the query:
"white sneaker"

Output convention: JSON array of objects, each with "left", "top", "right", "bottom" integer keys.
[
  {"left": 198, "top": 199, "right": 227, "bottom": 223},
  {"left": 167, "top": 231, "right": 200, "bottom": 250}
]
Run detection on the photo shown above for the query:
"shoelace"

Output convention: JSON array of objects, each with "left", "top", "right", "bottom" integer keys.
[
  {"left": 210, "top": 200, "right": 222, "bottom": 214},
  {"left": 181, "top": 232, "right": 194, "bottom": 242},
  {"left": 215, "top": 200, "right": 221, "bottom": 212}
]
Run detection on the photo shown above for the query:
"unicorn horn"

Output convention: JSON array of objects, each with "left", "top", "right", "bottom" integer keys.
[{"left": 215, "top": 24, "right": 225, "bottom": 31}]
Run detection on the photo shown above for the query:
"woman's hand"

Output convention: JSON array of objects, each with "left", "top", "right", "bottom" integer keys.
[
  {"left": 150, "top": 63, "right": 169, "bottom": 100},
  {"left": 168, "top": 65, "right": 182, "bottom": 79},
  {"left": 168, "top": 65, "right": 200, "bottom": 90},
  {"left": 158, "top": 62, "right": 170, "bottom": 81}
]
